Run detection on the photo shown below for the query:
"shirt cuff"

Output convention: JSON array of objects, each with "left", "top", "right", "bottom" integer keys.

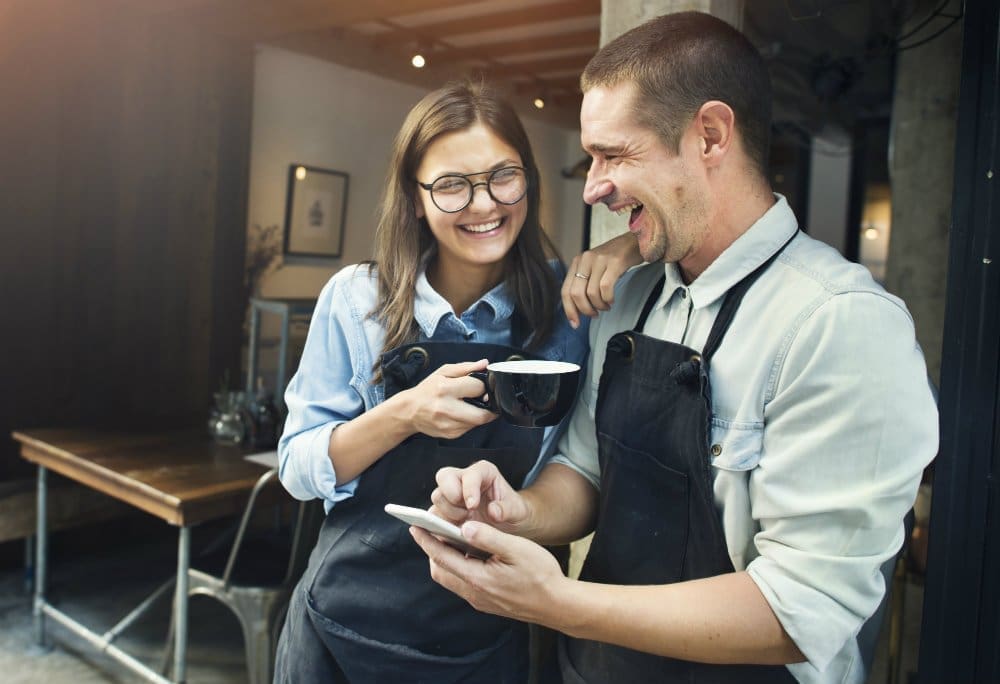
[
  {"left": 281, "top": 422, "right": 358, "bottom": 508},
  {"left": 746, "top": 556, "right": 863, "bottom": 673},
  {"left": 547, "top": 454, "right": 600, "bottom": 490}
]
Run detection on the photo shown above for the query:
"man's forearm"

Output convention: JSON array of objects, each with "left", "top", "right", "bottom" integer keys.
[
  {"left": 544, "top": 571, "right": 805, "bottom": 665},
  {"left": 520, "top": 463, "right": 599, "bottom": 545}
]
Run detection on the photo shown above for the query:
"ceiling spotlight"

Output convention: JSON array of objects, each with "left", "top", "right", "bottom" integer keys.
[
  {"left": 533, "top": 96, "right": 545, "bottom": 109},
  {"left": 411, "top": 53, "right": 426, "bottom": 68}
]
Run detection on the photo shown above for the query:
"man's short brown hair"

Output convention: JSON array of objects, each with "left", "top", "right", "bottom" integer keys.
[{"left": 582, "top": 11, "right": 772, "bottom": 178}]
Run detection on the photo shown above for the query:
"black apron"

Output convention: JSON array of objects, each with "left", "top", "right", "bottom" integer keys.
[
  {"left": 560, "top": 238, "right": 798, "bottom": 683},
  {"left": 276, "top": 336, "right": 541, "bottom": 684}
]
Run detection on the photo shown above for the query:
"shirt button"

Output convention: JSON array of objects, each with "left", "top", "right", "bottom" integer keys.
[
  {"left": 680, "top": 289, "right": 688, "bottom": 299},
  {"left": 710, "top": 444, "right": 722, "bottom": 457}
]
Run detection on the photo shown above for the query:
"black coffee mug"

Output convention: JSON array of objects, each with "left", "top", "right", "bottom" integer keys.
[{"left": 468, "top": 360, "right": 581, "bottom": 427}]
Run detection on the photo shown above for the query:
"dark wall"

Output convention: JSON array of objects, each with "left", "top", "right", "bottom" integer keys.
[
  {"left": 919, "top": 0, "right": 1000, "bottom": 680},
  {"left": 0, "top": 2, "right": 253, "bottom": 478}
]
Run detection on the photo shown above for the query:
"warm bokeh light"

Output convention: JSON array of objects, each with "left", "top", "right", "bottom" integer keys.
[
  {"left": 411, "top": 54, "right": 425, "bottom": 68},
  {"left": 533, "top": 97, "right": 545, "bottom": 109},
  {"left": 295, "top": 166, "right": 307, "bottom": 180}
]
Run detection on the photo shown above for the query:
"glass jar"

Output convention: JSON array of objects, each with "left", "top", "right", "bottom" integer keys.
[{"left": 208, "top": 390, "right": 248, "bottom": 445}]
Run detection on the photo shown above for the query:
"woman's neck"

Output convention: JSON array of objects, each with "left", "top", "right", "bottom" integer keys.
[{"left": 426, "top": 257, "right": 506, "bottom": 316}]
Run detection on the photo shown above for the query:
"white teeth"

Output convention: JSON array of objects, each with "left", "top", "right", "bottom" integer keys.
[
  {"left": 462, "top": 219, "right": 502, "bottom": 233},
  {"left": 615, "top": 202, "right": 641, "bottom": 217}
]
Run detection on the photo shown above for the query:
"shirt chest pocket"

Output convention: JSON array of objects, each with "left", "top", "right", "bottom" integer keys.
[{"left": 708, "top": 420, "right": 764, "bottom": 472}]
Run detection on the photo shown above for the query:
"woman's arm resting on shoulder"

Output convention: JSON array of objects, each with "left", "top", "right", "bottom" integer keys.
[{"left": 562, "top": 231, "right": 642, "bottom": 328}]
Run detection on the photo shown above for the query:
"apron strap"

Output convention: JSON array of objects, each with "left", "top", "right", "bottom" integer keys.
[
  {"left": 510, "top": 309, "right": 531, "bottom": 349},
  {"left": 702, "top": 229, "right": 798, "bottom": 362},
  {"left": 634, "top": 276, "right": 666, "bottom": 333}
]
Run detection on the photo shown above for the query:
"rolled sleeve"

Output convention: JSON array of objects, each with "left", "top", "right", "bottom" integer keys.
[
  {"left": 747, "top": 292, "right": 937, "bottom": 672},
  {"left": 278, "top": 269, "right": 372, "bottom": 508},
  {"left": 279, "top": 421, "right": 358, "bottom": 506}
]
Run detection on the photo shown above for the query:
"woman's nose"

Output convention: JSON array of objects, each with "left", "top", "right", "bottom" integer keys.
[{"left": 468, "top": 181, "right": 495, "bottom": 210}]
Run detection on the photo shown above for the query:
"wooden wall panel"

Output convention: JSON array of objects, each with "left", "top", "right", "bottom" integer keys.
[{"left": 0, "top": 1, "right": 253, "bottom": 479}]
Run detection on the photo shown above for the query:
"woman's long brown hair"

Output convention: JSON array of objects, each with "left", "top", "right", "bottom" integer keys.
[{"left": 370, "top": 80, "right": 562, "bottom": 381}]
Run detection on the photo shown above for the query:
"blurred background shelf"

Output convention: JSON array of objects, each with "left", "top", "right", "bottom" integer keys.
[{"left": 246, "top": 298, "right": 315, "bottom": 411}]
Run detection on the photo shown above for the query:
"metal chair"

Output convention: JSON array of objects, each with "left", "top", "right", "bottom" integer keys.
[{"left": 164, "top": 468, "right": 323, "bottom": 684}]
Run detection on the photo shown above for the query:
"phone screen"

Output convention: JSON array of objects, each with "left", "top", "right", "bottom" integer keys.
[{"left": 384, "top": 504, "right": 491, "bottom": 560}]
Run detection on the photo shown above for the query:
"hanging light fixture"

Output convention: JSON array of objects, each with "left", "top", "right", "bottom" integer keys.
[
  {"left": 411, "top": 53, "right": 426, "bottom": 68},
  {"left": 533, "top": 96, "right": 545, "bottom": 109}
]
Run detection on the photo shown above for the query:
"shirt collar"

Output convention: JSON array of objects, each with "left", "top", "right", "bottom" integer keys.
[
  {"left": 661, "top": 194, "right": 799, "bottom": 310},
  {"left": 412, "top": 250, "right": 515, "bottom": 338}
]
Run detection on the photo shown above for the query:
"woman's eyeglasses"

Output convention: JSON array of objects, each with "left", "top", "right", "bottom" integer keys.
[{"left": 417, "top": 166, "right": 528, "bottom": 213}]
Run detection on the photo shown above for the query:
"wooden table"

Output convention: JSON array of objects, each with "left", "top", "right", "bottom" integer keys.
[{"left": 13, "top": 428, "right": 279, "bottom": 684}]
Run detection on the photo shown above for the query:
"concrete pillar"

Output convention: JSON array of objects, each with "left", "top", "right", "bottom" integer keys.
[
  {"left": 570, "top": 0, "right": 745, "bottom": 581},
  {"left": 588, "top": 0, "right": 745, "bottom": 248},
  {"left": 883, "top": 0, "right": 961, "bottom": 387}
]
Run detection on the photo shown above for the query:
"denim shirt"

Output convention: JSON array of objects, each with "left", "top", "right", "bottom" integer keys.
[
  {"left": 278, "top": 258, "right": 589, "bottom": 512},
  {"left": 554, "top": 196, "right": 937, "bottom": 683}
]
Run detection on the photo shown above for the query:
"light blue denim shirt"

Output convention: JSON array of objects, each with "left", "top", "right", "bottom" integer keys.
[
  {"left": 554, "top": 196, "right": 938, "bottom": 683},
  {"left": 279, "top": 257, "right": 589, "bottom": 513}
]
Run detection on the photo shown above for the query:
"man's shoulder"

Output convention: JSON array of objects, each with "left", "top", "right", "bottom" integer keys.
[{"left": 779, "top": 233, "right": 902, "bottom": 305}]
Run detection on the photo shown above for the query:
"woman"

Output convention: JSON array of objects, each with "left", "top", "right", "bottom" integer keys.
[{"left": 273, "top": 81, "right": 590, "bottom": 683}]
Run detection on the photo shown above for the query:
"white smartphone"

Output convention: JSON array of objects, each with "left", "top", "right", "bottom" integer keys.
[{"left": 384, "top": 503, "right": 491, "bottom": 560}]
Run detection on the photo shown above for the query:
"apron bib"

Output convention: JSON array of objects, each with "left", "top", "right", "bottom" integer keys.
[
  {"left": 281, "top": 338, "right": 542, "bottom": 683},
  {"left": 561, "top": 237, "right": 798, "bottom": 684}
]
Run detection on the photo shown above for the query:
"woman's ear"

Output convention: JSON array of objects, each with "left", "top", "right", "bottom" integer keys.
[
  {"left": 695, "top": 101, "right": 735, "bottom": 167},
  {"left": 414, "top": 195, "right": 426, "bottom": 219}
]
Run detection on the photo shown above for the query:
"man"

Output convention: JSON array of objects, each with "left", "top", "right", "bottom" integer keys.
[{"left": 411, "top": 11, "right": 937, "bottom": 683}]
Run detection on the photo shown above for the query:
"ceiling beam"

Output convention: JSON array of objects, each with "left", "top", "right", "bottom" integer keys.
[
  {"left": 160, "top": 0, "right": 476, "bottom": 40},
  {"left": 271, "top": 28, "right": 581, "bottom": 130},
  {"left": 430, "top": 28, "right": 598, "bottom": 63},
  {"left": 373, "top": 0, "right": 600, "bottom": 47},
  {"left": 482, "top": 54, "right": 591, "bottom": 79},
  {"left": 514, "top": 76, "right": 582, "bottom": 95}
]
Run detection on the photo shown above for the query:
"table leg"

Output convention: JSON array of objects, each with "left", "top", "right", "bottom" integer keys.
[
  {"left": 34, "top": 465, "right": 48, "bottom": 646},
  {"left": 174, "top": 525, "right": 191, "bottom": 683}
]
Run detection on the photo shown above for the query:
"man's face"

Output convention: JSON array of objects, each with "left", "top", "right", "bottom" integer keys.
[{"left": 580, "top": 82, "right": 709, "bottom": 267}]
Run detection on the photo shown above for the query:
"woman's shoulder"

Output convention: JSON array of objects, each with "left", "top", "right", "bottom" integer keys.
[{"left": 317, "top": 263, "right": 379, "bottom": 316}]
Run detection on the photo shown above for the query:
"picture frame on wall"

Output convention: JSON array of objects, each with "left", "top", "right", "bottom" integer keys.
[{"left": 283, "top": 164, "right": 348, "bottom": 258}]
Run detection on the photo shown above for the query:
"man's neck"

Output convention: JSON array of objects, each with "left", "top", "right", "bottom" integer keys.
[{"left": 679, "top": 176, "right": 775, "bottom": 283}]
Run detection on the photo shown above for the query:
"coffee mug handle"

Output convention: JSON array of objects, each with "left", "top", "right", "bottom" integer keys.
[{"left": 465, "top": 370, "right": 497, "bottom": 412}]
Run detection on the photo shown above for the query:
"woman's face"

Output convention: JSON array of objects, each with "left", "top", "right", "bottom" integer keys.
[{"left": 414, "top": 123, "right": 528, "bottom": 277}]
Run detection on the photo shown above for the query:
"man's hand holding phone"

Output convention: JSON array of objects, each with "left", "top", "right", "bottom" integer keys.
[
  {"left": 383, "top": 504, "right": 491, "bottom": 560},
  {"left": 430, "top": 460, "right": 531, "bottom": 534}
]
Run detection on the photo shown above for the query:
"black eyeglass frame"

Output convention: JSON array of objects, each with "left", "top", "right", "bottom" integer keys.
[{"left": 416, "top": 165, "right": 529, "bottom": 214}]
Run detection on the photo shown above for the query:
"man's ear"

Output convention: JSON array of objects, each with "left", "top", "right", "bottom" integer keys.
[{"left": 694, "top": 101, "right": 735, "bottom": 167}]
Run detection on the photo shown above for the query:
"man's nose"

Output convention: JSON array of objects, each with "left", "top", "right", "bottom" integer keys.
[{"left": 582, "top": 163, "right": 612, "bottom": 205}]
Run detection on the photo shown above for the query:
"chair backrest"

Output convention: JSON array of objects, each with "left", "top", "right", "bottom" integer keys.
[
  {"left": 282, "top": 499, "right": 324, "bottom": 585},
  {"left": 218, "top": 468, "right": 322, "bottom": 590}
]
